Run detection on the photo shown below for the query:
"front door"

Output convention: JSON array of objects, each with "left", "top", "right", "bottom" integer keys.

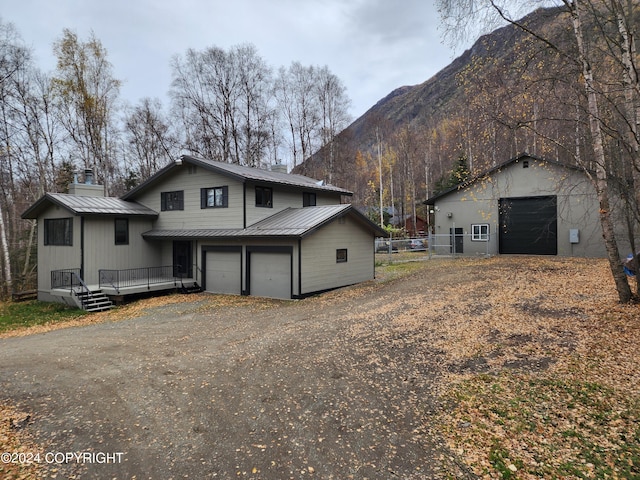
[
  {"left": 450, "top": 227, "right": 464, "bottom": 254},
  {"left": 173, "top": 241, "right": 193, "bottom": 277}
]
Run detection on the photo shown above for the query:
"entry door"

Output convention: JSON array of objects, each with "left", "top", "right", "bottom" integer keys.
[
  {"left": 173, "top": 241, "right": 193, "bottom": 277},
  {"left": 450, "top": 228, "right": 464, "bottom": 254}
]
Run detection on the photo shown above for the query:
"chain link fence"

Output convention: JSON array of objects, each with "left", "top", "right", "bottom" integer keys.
[{"left": 376, "top": 232, "right": 492, "bottom": 258}]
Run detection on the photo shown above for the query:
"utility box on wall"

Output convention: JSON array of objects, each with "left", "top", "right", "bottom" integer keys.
[{"left": 569, "top": 229, "right": 580, "bottom": 244}]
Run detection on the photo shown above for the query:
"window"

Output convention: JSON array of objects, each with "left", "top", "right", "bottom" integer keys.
[
  {"left": 472, "top": 224, "right": 489, "bottom": 241},
  {"left": 114, "top": 218, "right": 129, "bottom": 245},
  {"left": 44, "top": 218, "right": 73, "bottom": 246},
  {"left": 255, "top": 186, "right": 273, "bottom": 207},
  {"left": 161, "top": 191, "right": 184, "bottom": 211},
  {"left": 336, "top": 248, "right": 348, "bottom": 263},
  {"left": 303, "top": 192, "right": 316, "bottom": 207},
  {"left": 201, "top": 186, "right": 228, "bottom": 208}
]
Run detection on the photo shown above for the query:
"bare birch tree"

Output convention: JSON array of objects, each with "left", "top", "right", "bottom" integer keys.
[
  {"left": 124, "top": 97, "right": 177, "bottom": 182},
  {"left": 437, "top": 0, "right": 637, "bottom": 302},
  {"left": 52, "top": 29, "right": 121, "bottom": 194}
]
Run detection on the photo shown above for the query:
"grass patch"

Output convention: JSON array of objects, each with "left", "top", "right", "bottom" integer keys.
[
  {"left": 441, "top": 372, "right": 640, "bottom": 479},
  {"left": 0, "top": 300, "right": 87, "bottom": 334}
]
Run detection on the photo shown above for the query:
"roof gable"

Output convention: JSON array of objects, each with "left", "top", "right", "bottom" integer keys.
[
  {"left": 122, "top": 155, "right": 353, "bottom": 201},
  {"left": 425, "top": 153, "right": 588, "bottom": 204}
]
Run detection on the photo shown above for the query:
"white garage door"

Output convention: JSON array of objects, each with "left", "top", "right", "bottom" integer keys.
[
  {"left": 249, "top": 252, "right": 291, "bottom": 299},
  {"left": 205, "top": 251, "right": 242, "bottom": 295}
]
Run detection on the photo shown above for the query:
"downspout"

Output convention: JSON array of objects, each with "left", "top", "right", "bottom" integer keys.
[
  {"left": 298, "top": 238, "right": 302, "bottom": 297},
  {"left": 243, "top": 183, "right": 247, "bottom": 228},
  {"left": 80, "top": 216, "right": 85, "bottom": 281},
  {"left": 373, "top": 237, "right": 376, "bottom": 279}
]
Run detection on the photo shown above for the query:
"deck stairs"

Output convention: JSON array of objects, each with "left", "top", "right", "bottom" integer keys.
[
  {"left": 74, "top": 288, "right": 114, "bottom": 312},
  {"left": 180, "top": 282, "right": 203, "bottom": 295}
]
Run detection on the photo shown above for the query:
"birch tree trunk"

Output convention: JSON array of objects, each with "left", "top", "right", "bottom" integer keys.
[
  {"left": 570, "top": 0, "right": 633, "bottom": 302},
  {"left": 613, "top": 0, "right": 640, "bottom": 294},
  {"left": 0, "top": 204, "right": 12, "bottom": 297}
]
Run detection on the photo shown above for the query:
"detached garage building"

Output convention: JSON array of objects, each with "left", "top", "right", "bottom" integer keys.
[{"left": 425, "top": 154, "right": 607, "bottom": 257}]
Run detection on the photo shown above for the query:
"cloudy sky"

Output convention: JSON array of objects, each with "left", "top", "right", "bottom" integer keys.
[{"left": 3, "top": 0, "right": 478, "bottom": 119}]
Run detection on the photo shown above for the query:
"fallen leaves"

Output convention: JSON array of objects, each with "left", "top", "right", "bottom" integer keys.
[
  {"left": 0, "top": 405, "right": 44, "bottom": 480},
  {"left": 426, "top": 257, "right": 640, "bottom": 479},
  {"left": 0, "top": 256, "right": 637, "bottom": 479}
]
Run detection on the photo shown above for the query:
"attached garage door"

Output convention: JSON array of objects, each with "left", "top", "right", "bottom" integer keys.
[
  {"left": 205, "top": 251, "right": 242, "bottom": 295},
  {"left": 499, "top": 196, "right": 557, "bottom": 255},
  {"left": 249, "top": 252, "right": 291, "bottom": 299}
]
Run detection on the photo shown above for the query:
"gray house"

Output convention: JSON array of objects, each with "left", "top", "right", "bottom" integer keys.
[
  {"left": 22, "top": 155, "right": 386, "bottom": 309},
  {"left": 425, "top": 154, "right": 608, "bottom": 257}
]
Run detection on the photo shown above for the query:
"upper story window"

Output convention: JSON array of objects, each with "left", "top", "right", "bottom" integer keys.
[
  {"left": 303, "top": 192, "right": 317, "bottom": 207},
  {"left": 44, "top": 218, "right": 73, "bottom": 246},
  {"left": 161, "top": 190, "right": 184, "bottom": 211},
  {"left": 255, "top": 186, "right": 273, "bottom": 208},
  {"left": 201, "top": 186, "right": 229, "bottom": 208},
  {"left": 114, "top": 218, "right": 129, "bottom": 245}
]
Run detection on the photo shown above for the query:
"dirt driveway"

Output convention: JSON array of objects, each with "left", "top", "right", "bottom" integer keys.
[{"left": 1, "top": 260, "right": 480, "bottom": 479}]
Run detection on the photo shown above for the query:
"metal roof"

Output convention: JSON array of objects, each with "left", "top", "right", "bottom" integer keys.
[
  {"left": 122, "top": 155, "right": 352, "bottom": 200},
  {"left": 142, "top": 204, "right": 387, "bottom": 240},
  {"left": 21, "top": 193, "right": 158, "bottom": 219}
]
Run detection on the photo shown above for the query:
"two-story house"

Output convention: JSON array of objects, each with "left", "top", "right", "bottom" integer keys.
[{"left": 22, "top": 155, "right": 387, "bottom": 309}]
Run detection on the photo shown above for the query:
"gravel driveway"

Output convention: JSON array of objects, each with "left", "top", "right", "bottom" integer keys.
[{"left": 0, "top": 262, "right": 474, "bottom": 479}]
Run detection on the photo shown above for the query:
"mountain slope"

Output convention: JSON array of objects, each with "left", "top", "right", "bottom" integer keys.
[{"left": 294, "top": 6, "right": 575, "bottom": 204}]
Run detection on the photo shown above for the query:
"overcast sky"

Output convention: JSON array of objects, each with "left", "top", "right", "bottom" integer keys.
[{"left": 3, "top": 0, "right": 478, "bottom": 119}]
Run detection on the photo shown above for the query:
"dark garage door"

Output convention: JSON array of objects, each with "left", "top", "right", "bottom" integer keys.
[{"left": 499, "top": 196, "right": 557, "bottom": 255}]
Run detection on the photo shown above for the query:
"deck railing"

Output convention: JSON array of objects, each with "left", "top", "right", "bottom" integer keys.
[
  {"left": 98, "top": 265, "right": 181, "bottom": 293},
  {"left": 51, "top": 268, "right": 82, "bottom": 289},
  {"left": 50, "top": 268, "right": 91, "bottom": 308}
]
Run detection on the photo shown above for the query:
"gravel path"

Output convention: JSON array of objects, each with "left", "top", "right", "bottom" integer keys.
[{"left": 0, "top": 262, "right": 475, "bottom": 479}]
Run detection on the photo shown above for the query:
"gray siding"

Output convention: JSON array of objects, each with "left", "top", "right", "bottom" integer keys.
[
  {"left": 433, "top": 159, "right": 605, "bottom": 257},
  {"left": 301, "top": 216, "right": 374, "bottom": 294},
  {"left": 83, "top": 217, "right": 159, "bottom": 285},
  {"left": 36, "top": 208, "right": 81, "bottom": 296},
  {"left": 136, "top": 167, "right": 245, "bottom": 230}
]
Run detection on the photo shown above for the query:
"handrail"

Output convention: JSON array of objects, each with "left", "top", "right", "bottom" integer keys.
[
  {"left": 99, "top": 269, "right": 121, "bottom": 294},
  {"left": 71, "top": 272, "right": 92, "bottom": 310}
]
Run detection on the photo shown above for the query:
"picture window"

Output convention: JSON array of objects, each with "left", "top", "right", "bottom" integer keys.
[{"left": 44, "top": 218, "right": 73, "bottom": 246}]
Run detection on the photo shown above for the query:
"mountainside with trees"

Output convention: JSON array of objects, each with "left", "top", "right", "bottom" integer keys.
[
  {"left": 296, "top": 1, "right": 640, "bottom": 302},
  {"left": 295, "top": 6, "right": 580, "bottom": 206}
]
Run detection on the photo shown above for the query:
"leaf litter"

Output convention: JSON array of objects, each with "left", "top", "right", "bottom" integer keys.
[{"left": 0, "top": 256, "right": 638, "bottom": 479}]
